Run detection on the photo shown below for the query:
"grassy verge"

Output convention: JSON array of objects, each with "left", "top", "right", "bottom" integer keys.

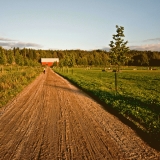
[
  {"left": 0, "top": 65, "right": 42, "bottom": 108},
  {"left": 54, "top": 67, "right": 160, "bottom": 150}
]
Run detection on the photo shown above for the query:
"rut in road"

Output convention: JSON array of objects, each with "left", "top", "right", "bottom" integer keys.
[{"left": 0, "top": 68, "right": 159, "bottom": 160}]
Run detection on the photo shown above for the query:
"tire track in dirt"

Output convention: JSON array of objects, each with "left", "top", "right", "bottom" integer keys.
[{"left": 0, "top": 68, "right": 159, "bottom": 160}]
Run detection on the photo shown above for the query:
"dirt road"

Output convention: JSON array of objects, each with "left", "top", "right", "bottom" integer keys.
[{"left": 0, "top": 68, "right": 159, "bottom": 160}]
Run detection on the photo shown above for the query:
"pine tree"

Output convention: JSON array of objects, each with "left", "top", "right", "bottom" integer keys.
[
  {"left": 0, "top": 47, "right": 7, "bottom": 65},
  {"left": 7, "top": 49, "right": 15, "bottom": 64}
]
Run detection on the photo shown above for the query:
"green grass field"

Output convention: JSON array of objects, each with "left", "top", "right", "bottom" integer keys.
[{"left": 54, "top": 67, "right": 160, "bottom": 136}]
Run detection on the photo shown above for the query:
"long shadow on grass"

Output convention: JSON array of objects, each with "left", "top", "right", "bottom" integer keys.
[
  {"left": 85, "top": 90, "right": 160, "bottom": 151},
  {"left": 58, "top": 73, "right": 160, "bottom": 151}
]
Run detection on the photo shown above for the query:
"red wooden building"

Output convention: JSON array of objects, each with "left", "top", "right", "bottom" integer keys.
[{"left": 41, "top": 58, "right": 59, "bottom": 67}]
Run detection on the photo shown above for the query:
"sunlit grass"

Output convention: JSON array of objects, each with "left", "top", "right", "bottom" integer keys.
[
  {"left": 54, "top": 67, "right": 160, "bottom": 135},
  {"left": 0, "top": 65, "right": 42, "bottom": 108}
]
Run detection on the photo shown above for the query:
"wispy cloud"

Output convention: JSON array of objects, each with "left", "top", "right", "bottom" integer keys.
[
  {"left": 0, "top": 37, "right": 16, "bottom": 42},
  {"left": 101, "top": 47, "right": 110, "bottom": 51},
  {"left": 129, "top": 43, "right": 160, "bottom": 51},
  {"left": 0, "top": 37, "right": 43, "bottom": 49},
  {"left": 143, "top": 38, "right": 160, "bottom": 42},
  {"left": 102, "top": 44, "right": 160, "bottom": 51}
]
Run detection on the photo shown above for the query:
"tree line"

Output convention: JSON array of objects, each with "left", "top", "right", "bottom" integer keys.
[{"left": 0, "top": 46, "right": 160, "bottom": 67}]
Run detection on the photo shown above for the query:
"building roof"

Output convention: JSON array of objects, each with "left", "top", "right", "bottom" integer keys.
[{"left": 41, "top": 58, "right": 59, "bottom": 62}]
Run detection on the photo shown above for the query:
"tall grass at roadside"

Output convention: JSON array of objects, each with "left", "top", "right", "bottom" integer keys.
[
  {"left": 0, "top": 65, "right": 42, "bottom": 108},
  {"left": 54, "top": 67, "right": 160, "bottom": 137}
]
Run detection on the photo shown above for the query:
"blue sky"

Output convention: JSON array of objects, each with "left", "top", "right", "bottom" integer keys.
[{"left": 0, "top": 0, "right": 160, "bottom": 51}]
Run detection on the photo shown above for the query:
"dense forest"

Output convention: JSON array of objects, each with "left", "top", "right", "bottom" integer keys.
[{"left": 0, "top": 46, "right": 160, "bottom": 67}]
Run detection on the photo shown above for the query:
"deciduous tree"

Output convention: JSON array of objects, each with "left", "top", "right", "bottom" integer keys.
[{"left": 109, "top": 25, "right": 130, "bottom": 71}]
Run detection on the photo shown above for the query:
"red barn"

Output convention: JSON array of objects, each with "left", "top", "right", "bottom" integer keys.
[{"left": 41, "top": 58, "right": 59, "bottom": 66}]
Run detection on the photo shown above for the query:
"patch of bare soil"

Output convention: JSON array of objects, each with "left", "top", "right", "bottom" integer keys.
[{"left": 0, "top": 68, "right": 159, "bottom": 160}]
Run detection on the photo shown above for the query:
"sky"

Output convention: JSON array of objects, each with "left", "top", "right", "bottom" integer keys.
[{"left": 0, "top": 0, "right": 160, "bottom": 51}]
